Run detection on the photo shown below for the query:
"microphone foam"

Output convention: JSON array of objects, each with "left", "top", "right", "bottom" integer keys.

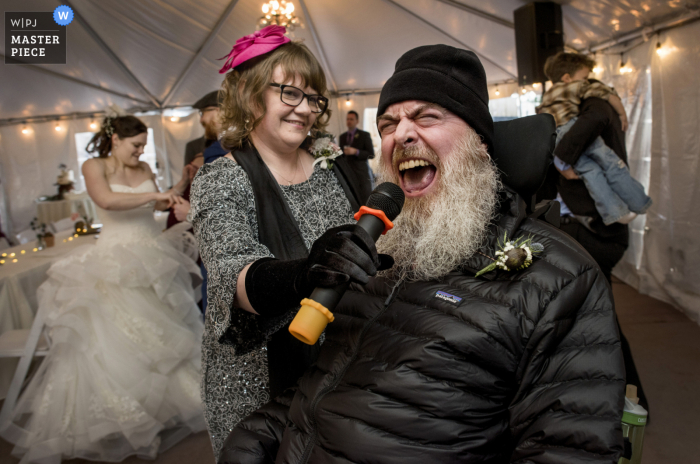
[{"left": 366, "top": 183, "right": 405, "bottom": 221}]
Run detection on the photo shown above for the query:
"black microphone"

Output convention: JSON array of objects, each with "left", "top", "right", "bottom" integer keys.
[{"left": 289, "top": 183, "right": 405, "bottom": 344}]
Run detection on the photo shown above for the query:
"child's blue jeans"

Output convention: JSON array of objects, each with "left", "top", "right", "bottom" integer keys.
[{"left": 555, "top": 117, "right": 652, "bottom": 225}]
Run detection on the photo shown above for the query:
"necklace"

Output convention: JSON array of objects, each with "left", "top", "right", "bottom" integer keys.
[
  {"left": 277, "top": 153, "right": 327, "bottom": 240},
  {"left": 265, "top": 150, "right": 300, "bottom": 185}
]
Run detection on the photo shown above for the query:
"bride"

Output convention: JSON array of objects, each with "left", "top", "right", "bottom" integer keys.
[{"left": 1, "top": 115, "right": 206, "bottom": 463}]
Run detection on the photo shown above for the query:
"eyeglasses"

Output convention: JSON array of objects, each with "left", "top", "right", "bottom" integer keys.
[{"left": 270, "top": 83, "right": 329, "bottom": 114}]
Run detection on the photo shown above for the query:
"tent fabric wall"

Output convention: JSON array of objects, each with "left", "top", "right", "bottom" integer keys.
[
  {"left": 0, "top": 113, "right": 203, "bottom": 237},
  {"left": 604, "top": 21, "right": 700, "bottom": 322},
  {"left": 640, "top": 20, "right": 700, "bottom": 321}
]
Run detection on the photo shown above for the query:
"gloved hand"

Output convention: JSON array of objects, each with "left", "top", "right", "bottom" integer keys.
[
  {"left": 302, "top": 224, "right": 393, "bottom": 290},
  {"left": 245, "top": 224, "right": 393, "bottom": 317}
]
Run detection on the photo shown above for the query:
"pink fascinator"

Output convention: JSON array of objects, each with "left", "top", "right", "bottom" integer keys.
[{"left": 218, "top": 25, "right": 291, "bottom": 74}]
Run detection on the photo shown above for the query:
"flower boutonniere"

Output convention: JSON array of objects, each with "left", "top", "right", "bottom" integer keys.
[
  {"left": 309, "top": 133, "right": 343, "bottom": 169},
  {"left": 475, "top": 233, "right": 544, "bottom": 277}
]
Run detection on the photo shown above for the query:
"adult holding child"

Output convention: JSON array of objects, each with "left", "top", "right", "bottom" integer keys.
[
  {"left": 1, "top": 115, "right": 206, "bottom": 463},
  {"left": 537, "top": 51, "right": 651, "bottom": 414},
  {"left": 189, "top": 26, "right": 379, "bottom": 455}
]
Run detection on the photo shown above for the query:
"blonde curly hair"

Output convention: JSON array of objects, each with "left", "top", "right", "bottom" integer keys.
[{"left": 219, "top": 41, "right": 331, "bottom": 150}]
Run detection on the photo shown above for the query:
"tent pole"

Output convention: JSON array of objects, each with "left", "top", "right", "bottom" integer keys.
[
  {"left": 297, "top": 0, "right": 338, "bottom": 92},
  {"left": 64, "top": 0, "right": 162, "bottom": 108},
  {"left": 433, "top": 0, "right": 514, "bottom": 29},
  {"left": 0, "top": 54, "right": 152, "bottom": 106},
  {"left": 162, "top": 0, "right": 241, "bottom": 107},
  {"left": 588, "top": 9, "right": 700, "bottom": 53},
  {"left": 380, "top": 0, "right": 517, "bottom": 80}
]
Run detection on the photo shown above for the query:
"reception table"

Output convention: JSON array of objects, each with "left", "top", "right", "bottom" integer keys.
[{"left": 35, "top": 193, "right": 99, "bottom": 226}]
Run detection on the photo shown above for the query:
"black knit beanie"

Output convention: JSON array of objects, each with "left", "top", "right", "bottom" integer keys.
[{"left": 378, "top": 45, "right": 494, "bottom": 156}]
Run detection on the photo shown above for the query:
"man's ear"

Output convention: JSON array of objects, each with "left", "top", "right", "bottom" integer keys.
[{"left": 560, "top": 73, "right": 572, "bottom": 84}]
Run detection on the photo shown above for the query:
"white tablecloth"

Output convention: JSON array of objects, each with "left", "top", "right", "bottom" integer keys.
[
  {"left": 0, "top": 230, "right": 95, "bottom": 398},
  {"left": 36, "top": 196, "right": 99, "bottom": 226}
]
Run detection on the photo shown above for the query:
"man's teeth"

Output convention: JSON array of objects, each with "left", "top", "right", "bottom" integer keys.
[{"left": 398, "top": 159, "right": 431, "bottom": 171}]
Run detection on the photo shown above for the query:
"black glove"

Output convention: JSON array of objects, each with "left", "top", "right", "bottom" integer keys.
[{"left": 245, "top": 224, "right": 393, "bottom": 317}]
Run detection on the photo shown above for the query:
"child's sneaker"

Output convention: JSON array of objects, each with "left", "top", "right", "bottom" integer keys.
[{"left": 617, "top": 212, "right": 637, "bottom": 224}]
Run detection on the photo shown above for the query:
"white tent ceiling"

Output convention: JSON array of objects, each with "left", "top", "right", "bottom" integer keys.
[{"left": 1, "top": 0, "right": 698, "bottom": 123}]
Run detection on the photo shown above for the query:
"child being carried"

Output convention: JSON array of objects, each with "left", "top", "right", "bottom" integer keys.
[{"left": 537, "top": 52, "right": 652, "bottom": 225}]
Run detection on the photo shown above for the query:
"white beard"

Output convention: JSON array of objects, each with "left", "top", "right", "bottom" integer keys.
[{"left": 376, "top": 128, "right": 501, "bottom": 281}]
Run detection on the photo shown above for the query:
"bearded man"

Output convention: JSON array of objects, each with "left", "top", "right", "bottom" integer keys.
[
  {"left": 183, "top": 91, "right": 222, "bottom": 166},
  {"left": 218, "top": 45, "right": 625, "bottom": 463}
]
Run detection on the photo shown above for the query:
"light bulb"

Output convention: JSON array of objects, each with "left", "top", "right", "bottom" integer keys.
[
  {"left": 345, "top": 98, "right": 352, "bottom": 106},
  {"left": 262, "top": 4, "right": 269, "bottom": 13},
  {"left": 90, "top": 120, "right": 98, "bottom": 130},
  {"left": 271, "top": 1, "right": 280, "bottom": 11},
  {"left": 495, "top": 88, "right": 500, "bottom": 96},
  {"left": 170, "top": 116, "right": 179, "bottom": 122},
  {"left": 286, "top": 2, "right": 294, "bottom": 13},
  {"left": 592, "top": 66, "right": 603, "bottom": 74},
  {"left": 532, "top": 82, "right": 541, "bottom": 89},
  {"left": 55, "top": 123, "right": 61, "bottom": 131},
  {"left": 521, "top": 88, "right": 527, "bottom": 94},
  {"left": 22, "top": 126, "right": 30, "bottom": 134}
]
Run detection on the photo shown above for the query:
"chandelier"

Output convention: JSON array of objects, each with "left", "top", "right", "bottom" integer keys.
[{"left": 258, "top": 1, "right": 300, "bottom": 32}]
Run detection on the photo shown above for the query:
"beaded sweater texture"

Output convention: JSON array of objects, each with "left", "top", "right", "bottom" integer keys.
[{"left": 189, "top": 157, "right": 354, "bottom": 455}]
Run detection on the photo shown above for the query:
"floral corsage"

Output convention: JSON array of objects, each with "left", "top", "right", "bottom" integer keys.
[
  {"left": 475, "top": 233, "right": 544, "bottom": 277},
  {"left": 310, "top": 133, "right": 343, "bottom": 169}
]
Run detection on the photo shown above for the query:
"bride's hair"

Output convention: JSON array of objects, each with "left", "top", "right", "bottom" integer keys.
[
  {"left": 219, "top": 41, "right": 331, "bottom": 150},
  {"left": 86, "top": 115, "right": 148, "bottom": 158}
]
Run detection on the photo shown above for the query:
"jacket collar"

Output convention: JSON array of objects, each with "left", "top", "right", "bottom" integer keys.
[{"left": 460, "top": 186, "right": 528, "bottom": 280}]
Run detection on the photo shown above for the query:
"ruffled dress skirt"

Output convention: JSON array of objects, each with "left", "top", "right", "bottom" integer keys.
[{"left": 0, "top": 223, "right": 206, "bottom": 463}]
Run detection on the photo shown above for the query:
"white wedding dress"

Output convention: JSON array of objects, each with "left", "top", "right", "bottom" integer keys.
[{"left": 1, "top": 180, "right": 206, "bottom": 463}]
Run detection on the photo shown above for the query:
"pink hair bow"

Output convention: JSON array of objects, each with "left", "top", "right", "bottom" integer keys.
[{"left": 218, "top": 25, "right": 291, "bottom": 74}]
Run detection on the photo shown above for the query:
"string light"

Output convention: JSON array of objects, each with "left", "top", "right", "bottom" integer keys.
[
  {"left": 532, "top": 82, "right": 541, "bottom": 89},
  {"left": 619, "top": 54, "right": 633, "bottom": 74},
  {"left": 655, "top": 41, "right": 677, "bottom": 58},
  {"left": 521, "top": 88, "right": 527, "bottom": 94}
]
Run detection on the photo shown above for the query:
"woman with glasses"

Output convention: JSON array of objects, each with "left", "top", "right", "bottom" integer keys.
[{"left": 189, "top": 26, "right": 379, "bottom": 455}]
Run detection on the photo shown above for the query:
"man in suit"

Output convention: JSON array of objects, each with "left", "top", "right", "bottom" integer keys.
[
  {"left": 338, "top": 110, "right": 375, "bottom": 184},
  {"left": 183, "top": 91, "right": 221, "bottom": 167}
]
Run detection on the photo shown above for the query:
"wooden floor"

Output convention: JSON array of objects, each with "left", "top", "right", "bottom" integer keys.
[{"left": 1, "top": 280, "right": 698, "bottom": 464}]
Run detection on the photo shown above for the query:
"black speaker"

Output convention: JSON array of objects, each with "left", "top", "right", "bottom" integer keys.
[{"left": 514, "top": 2, "right": 564, "bottom": 86}]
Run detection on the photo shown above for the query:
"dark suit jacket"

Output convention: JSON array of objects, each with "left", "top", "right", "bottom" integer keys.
[
  {"left": 338, "top": 129, "right": 375, "bottom": 188},
  {"left": 184, "top": 136, "right": 219, "bottom": 167},
  {"left": 338, "top": 129, "right": 375, "bottom": 161}
]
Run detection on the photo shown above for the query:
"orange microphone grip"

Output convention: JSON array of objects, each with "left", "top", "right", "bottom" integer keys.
[
  {"left": 353, "top": 206, "right": 394, "bottom": 235},
  {"left": 290, "top": 183, "right": 405, "bottom": 345},
  {"left": 289, "top": 298, "right": 335, "bottom": 345}
]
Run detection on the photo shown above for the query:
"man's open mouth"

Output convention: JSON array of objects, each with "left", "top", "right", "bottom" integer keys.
[{"left": 397, "top": 158, "right": 437, "bottom": 195}]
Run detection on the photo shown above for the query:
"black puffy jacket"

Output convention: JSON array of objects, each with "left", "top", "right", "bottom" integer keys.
[{"left": 219, "top": 190, "right": 625, "bottom": 464}]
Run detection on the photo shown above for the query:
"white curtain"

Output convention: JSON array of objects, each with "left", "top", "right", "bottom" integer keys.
[
  {"left": 0, "top": 111, "right": 203, "bottom": 238},
  {"left": 602, "top": 21, "right": 700, "bottom": 322}
]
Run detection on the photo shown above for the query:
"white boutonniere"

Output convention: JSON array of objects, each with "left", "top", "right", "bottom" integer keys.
[
  {"left": 475, "top": 233, "right": 544, "bottom": 277},
  {"left": 309, "top": 133, "right": 343, "bottom": 169}
]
